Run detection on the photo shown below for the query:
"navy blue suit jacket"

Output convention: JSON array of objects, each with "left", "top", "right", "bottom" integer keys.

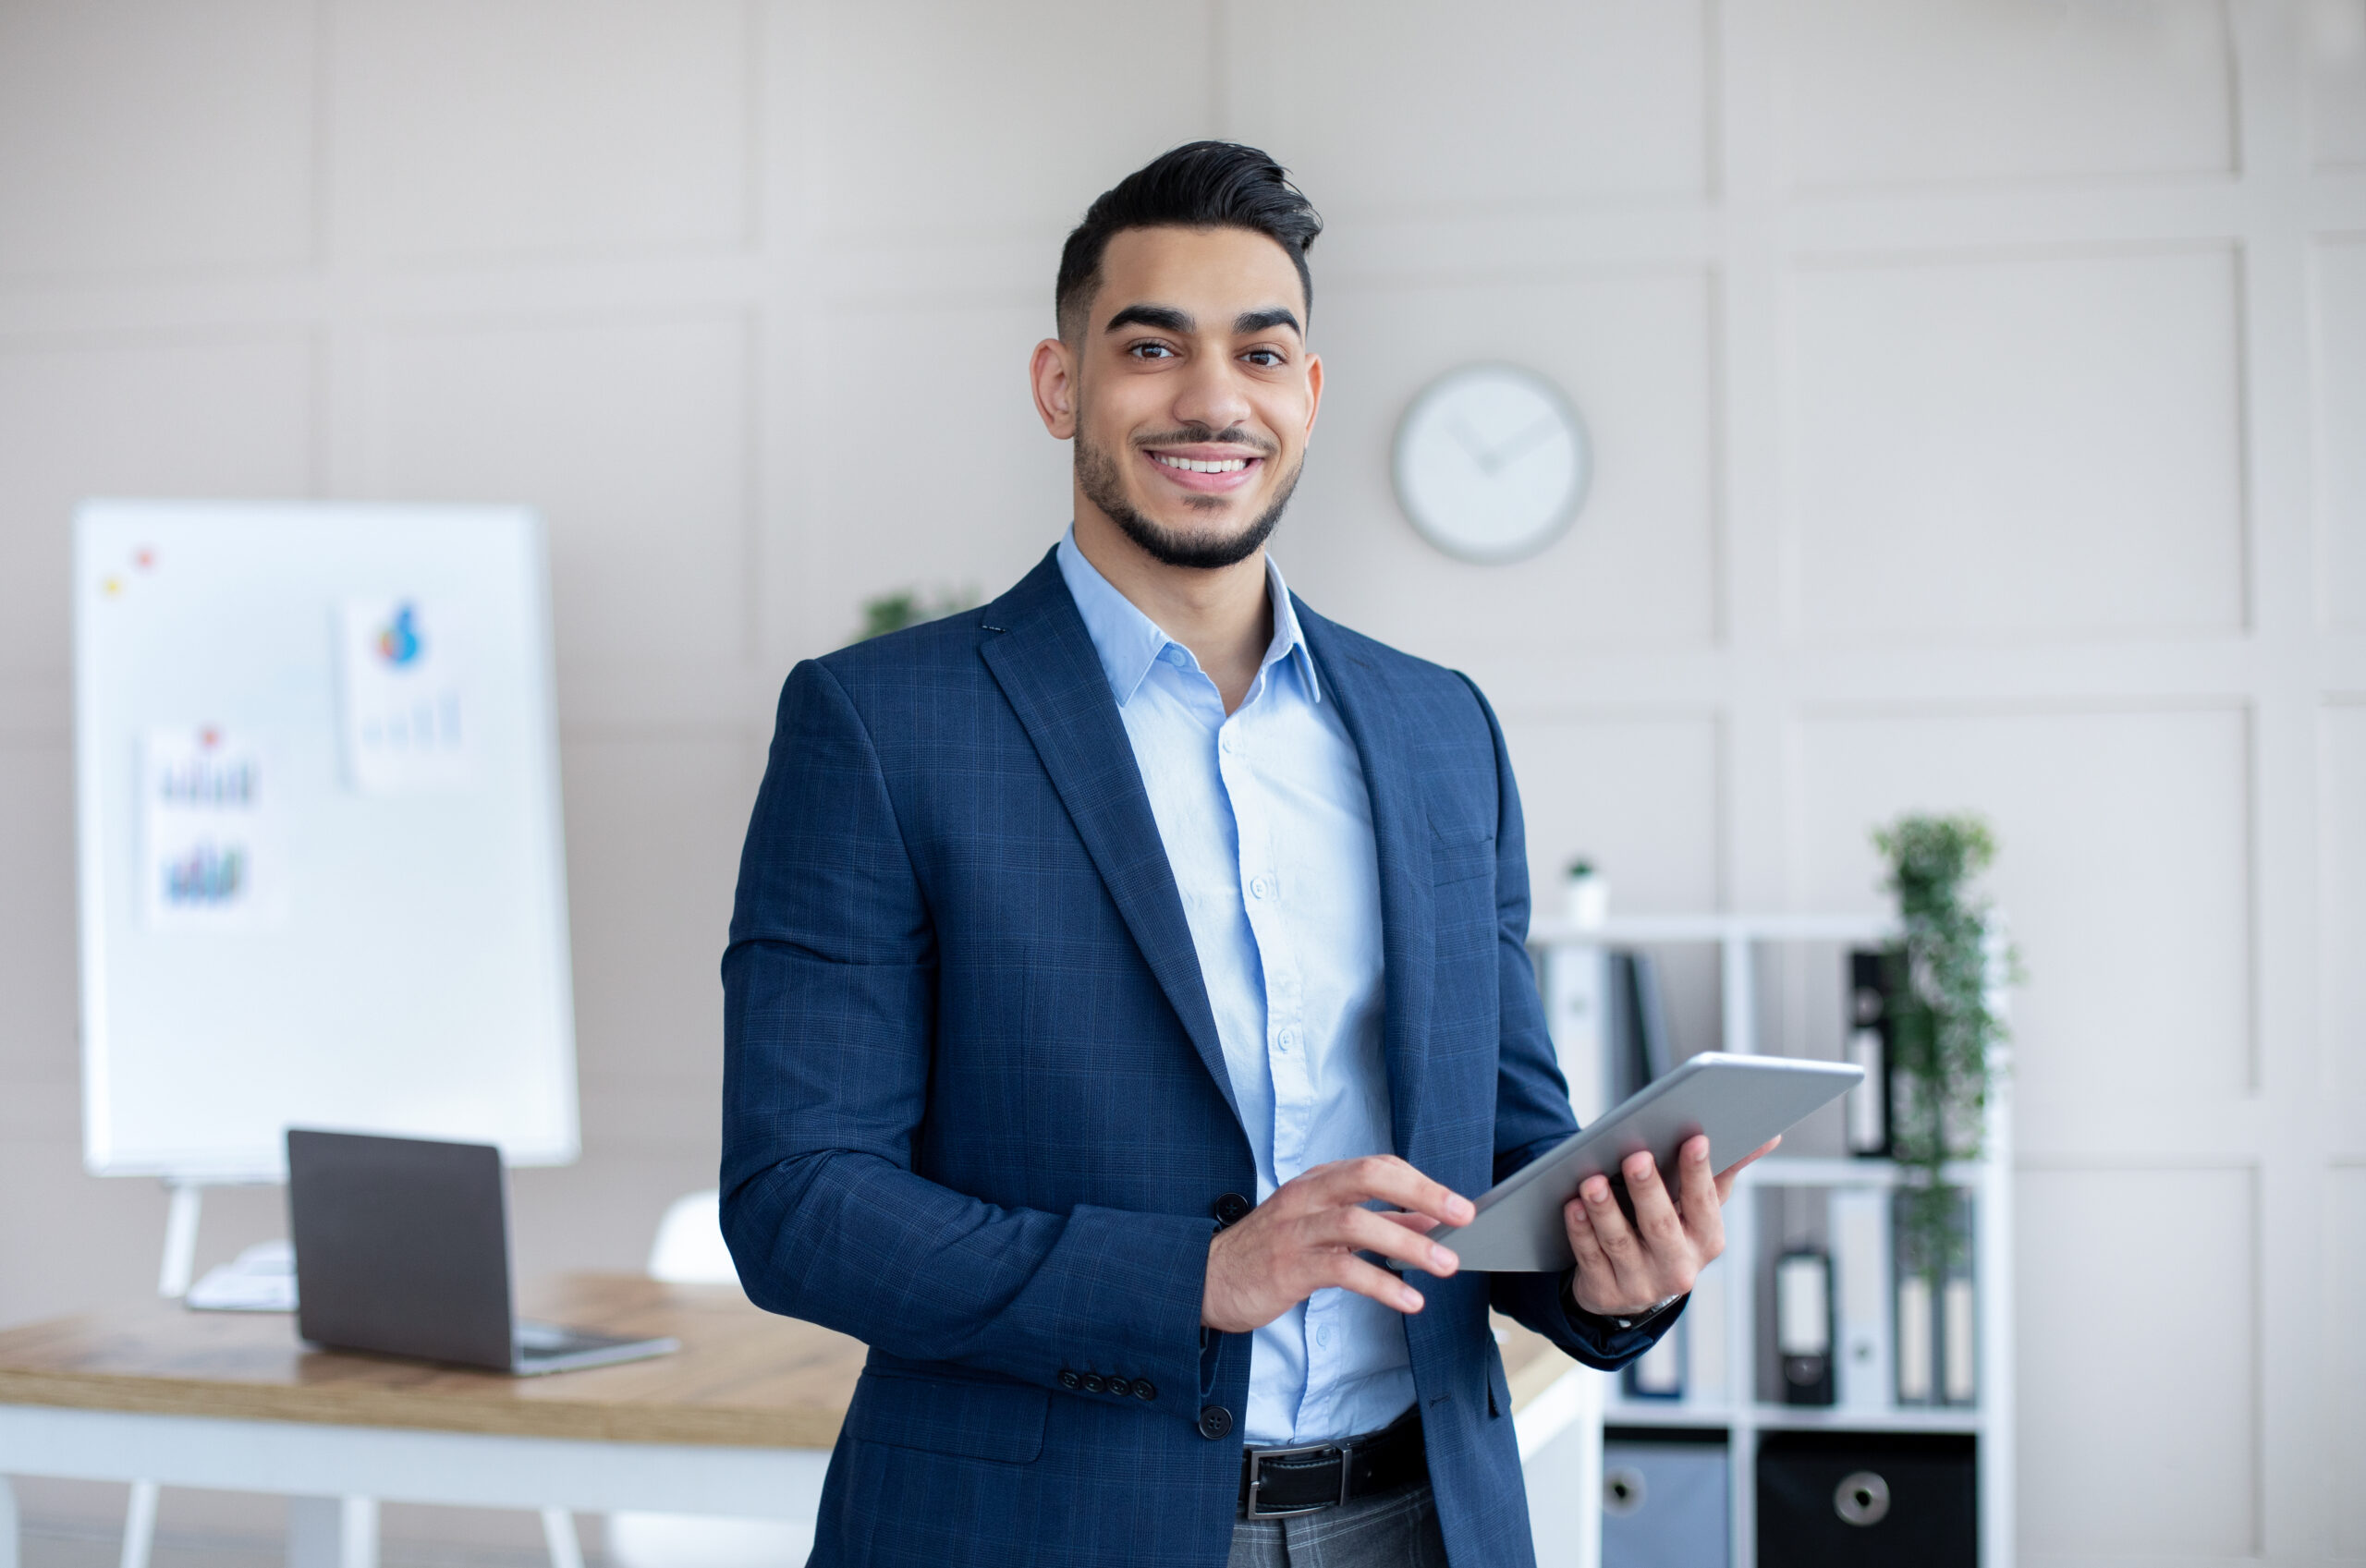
[{"left": 722, "top": 551, "right": 1669, "bottom": 1567}]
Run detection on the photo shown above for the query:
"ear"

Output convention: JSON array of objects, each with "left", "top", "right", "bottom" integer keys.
[
  {"left": 1301, "top": 351, "right": 1323, "bottom": 444},
  {"left": 1030, "top": 337, "right": 1078, "bottom": 441}
]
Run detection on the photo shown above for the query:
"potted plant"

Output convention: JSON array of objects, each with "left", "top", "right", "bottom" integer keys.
[{"left": 1874, "top": 812, "right": 2015, "bottom": 1282}]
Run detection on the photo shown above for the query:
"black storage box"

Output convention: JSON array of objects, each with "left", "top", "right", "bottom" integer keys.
[{"left": 1756, "top": 1430, "right": 1975, "bottom": 1568}]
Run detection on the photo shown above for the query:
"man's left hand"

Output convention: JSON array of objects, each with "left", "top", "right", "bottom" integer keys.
[{"left": 1562, "top": 1134, "right": 1778, "bottom": 1318}]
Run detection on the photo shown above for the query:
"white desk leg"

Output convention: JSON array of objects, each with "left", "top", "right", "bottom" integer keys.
[
  {"left": 1, "top": 1472, "right": 19, "bottom": 1568},
  {"left": 287, "top": 1497, "right": 375, "bottom": 1568},
  {"left": 539, "top": 1510, "right": 583, "bottom": 1568},
  {"left": 119, "top": 1481, "right": 159, "bottom": 1568}
]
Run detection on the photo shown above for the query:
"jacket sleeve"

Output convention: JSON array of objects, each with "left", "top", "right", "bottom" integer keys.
[
  {"left": 1457, "top": 674, "right": 1686, "bottom": 1371},
  {"left": 719, "top": 659, "right": 1218, "bottom": 1416}
]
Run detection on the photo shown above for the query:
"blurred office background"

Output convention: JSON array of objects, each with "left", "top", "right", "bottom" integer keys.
[{"left": 1, "top": 0, "right": 2362, "bottom": 1562}]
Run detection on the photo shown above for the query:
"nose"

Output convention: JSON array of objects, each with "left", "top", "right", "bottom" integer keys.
[{"left": 1169, "top": 350, "right": 1255, "bottom": 439}]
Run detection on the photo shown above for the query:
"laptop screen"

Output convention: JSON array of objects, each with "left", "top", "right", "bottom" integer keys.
[{"left": 287, "top": 1128, "right": 517, "bottom": 1371}]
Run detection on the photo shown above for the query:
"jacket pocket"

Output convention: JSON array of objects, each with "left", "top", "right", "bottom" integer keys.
[
  {"left": 1430, "top": 820, "right": 1497, "bottom": 887},
  {"left": 844, "top": 1366, "right": 1049, "bottom": 1464}
]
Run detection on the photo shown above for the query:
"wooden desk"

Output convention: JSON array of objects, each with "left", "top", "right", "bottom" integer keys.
[
  {"left": 0, "top": 1275, "right": 865, "bottom": 1449},
  {"left": 0, "top": 1276, "right": 1592, "bottom": 1568},
  {"left": 0, "top": 1276, "right": 856, "bottom": 1568}
]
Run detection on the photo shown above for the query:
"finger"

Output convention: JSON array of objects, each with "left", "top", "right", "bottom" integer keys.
[
  {"left": 1676, "top": 1136, "right": 1726, "bottom": 1257},
  {"left": 1321, "top": 1252, "right": 1428, "bottom": 1316},
  {"left": 1564, "top": 1197, "right": 1615, "bottom": 1281},
  {"left": 1621, "top": 1152, "right": 1687, "bottom": 1254},
  {"left": 1332, "top": 1206, "right": 1461, "bottom": 1279},
  {"left": 1576, "top": 1174, "right": 1652, "bottom": 1297},
  {"left": 1316, "top": 1155, "right": 1474, "bottom": 1228},
  {"left": 1714, "top": 1136, "right": 1781, "bottom": 1202}
]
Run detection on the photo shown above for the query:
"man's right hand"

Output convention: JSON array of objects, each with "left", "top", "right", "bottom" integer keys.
[{"left": 1201, "top": 1156, "right": 1476, "bottom": 1333}]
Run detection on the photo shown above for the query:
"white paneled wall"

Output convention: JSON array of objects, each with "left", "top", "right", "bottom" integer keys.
[
  {"left": 1786, "top": 247, "right": 2247, "bottom": 641},
  {"left": 341, "top": 0, "right": 752, "bottom": 261},
  {"left": 1795, "top": 707, "right": 2256, "bottom": 1126},
  {"left": 0, "top": 0, "right": 317, "bottom": 279},
  {"left": 375, "top": 314, "right": 756, "bottom": 672},
  {"left": 1225, "top": 2, "right": 1714, "bottom": 212},
  {"left": 2017, "top": 1165, "right": 2259, "bottom": 1557},
  {"left": 1782, "top": 0, "right": 2238, "bottom": 188},
  {"left": 0, "top": 4, "right": 2361, "bottom": 1563},
  {"left": 2322, "top": 237, "right": 2366, "bottom": 630},
  {"left": 2336, "top": 1165, "right": 2366, "bottom": 1558},
  {"left": 1506, "top": 716, "right": 1724, "bottom": 914}
]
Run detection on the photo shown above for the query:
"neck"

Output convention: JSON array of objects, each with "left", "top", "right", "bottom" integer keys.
[{"left": 1072, "top": 504, "right": 1273, "bottom": 715}]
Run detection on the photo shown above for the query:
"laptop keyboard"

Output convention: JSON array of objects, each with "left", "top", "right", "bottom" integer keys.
[{"left": 515, "top": 1319, "right": 608, "bottom": 1355}]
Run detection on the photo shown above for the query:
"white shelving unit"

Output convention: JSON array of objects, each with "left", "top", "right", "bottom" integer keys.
[{"left": 1529, "top": 913, "right": 2013, "bottom": 1568}]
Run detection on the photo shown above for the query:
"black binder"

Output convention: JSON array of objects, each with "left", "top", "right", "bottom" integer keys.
[
  {"left": 1844, "top": 949, "right": 1893, "bottom": 1157},
  {"left": 1609, "top": 950, "right": 1675, "bottom": 1105}
]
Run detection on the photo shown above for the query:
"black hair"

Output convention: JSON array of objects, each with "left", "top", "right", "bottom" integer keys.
[{"left": 1055, "top": 141, "right": 1323, "bottom": 343}]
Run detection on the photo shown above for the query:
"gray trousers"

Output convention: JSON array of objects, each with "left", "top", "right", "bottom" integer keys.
[{"left": 1226, "top": 1483, "right": 1452, "bottom": 1567}]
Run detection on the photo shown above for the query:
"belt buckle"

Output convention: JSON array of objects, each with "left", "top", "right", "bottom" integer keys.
[{"left": 1244, "top": 1440, "right": 1352, "bottom": 1519}]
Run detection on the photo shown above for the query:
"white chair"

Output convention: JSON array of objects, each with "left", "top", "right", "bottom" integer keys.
[
  {"left": 604, "top": 1191, "right": 816, "bottom": 1568},
  {"left": 645, "top": 1189, "right": 740, "bottom": 1287}
]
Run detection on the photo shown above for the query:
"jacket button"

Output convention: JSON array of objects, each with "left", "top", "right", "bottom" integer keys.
[
  {"left": 1081, "top": 1374, "right": 1104, "bottom": 1393},
  {"left": 1198, "top": 1405, "right": 1233, "bottom": 1440},
  {"left": 1213, "top": 1193, "right": 1252, "bottom": 1227},
  {"left": 1133, "top": 1379, "right": 1157, "bottom": 1401},
  {"left": 1105, "top": 1377, "right": 1132, "bottom": 1398},
  {"left": 1058, "top": 1369, "right": 1079, "bottom": 1390}
]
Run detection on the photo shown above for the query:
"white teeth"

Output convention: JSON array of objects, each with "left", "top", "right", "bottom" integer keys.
[{"left": 1153, "top": 454, "right": 1250, "bottom": 474}]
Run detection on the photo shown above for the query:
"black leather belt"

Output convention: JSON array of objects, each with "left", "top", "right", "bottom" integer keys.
[{"left": 1237, "top": 1410, "right": 1426, "bottom": 1518}]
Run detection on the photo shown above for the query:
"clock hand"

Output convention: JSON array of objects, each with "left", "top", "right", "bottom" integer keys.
[
  {"left": 1446, "top": 416, "right": 1503, "bottom": 474},
  {"left": 1485, "top": 413, "right": 1566, "bottom": 470}
]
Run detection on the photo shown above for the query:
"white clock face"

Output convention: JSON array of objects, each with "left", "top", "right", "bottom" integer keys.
[{"left": 1392, "top": 364, "right": 1591, "bottom": 564}]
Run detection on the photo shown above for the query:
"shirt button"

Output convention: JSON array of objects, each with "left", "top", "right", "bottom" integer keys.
[
  {"left": 1275, "top": 1029, "right": 1296, "bottom": 1051},
  {"left": 1198, "top": 1405, "right": 1234, "bottom": 1440},
  {"left": 1220, "top": 731, "right": 1236, "bottom": 753},
  {"left": 1250, "top": 876, "right": 1270, "bottom": 899},
  {"left": 1316, "top": 1326, "right": 1332, "bottom": 1348}
]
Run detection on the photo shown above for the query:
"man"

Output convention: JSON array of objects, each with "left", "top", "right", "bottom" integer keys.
[{"left": 723, "top": 142, "right": 1766, "bottom": 1568}]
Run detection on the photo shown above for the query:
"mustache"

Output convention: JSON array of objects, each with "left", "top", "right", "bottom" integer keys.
[{"left": 1132, "top": 425, "right": 1278, "bottom": 457}]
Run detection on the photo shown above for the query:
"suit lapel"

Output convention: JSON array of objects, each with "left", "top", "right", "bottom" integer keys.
[
  {"left": 978, "top": 553, "right": 1243, "bottom": 1128},
  {"left": 1296, "top": 602, "right": 1435, "bottom": 1161}
]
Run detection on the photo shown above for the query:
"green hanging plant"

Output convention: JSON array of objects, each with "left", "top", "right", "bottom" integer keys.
[
  {"left": 1874, "top": 812, "right": 2017, "bottom": 1273},
  {"left": 855, "top": 585, "right": 979, "bottom": 643}
]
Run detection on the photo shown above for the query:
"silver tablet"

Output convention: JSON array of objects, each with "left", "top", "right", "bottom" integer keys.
[{"left": 1430, "top": 1052, "right": 1864, "bottom": 1272}]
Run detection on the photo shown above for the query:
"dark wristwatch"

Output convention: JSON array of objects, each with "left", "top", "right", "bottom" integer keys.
[{"left": 1562, "top": 1270, "right": 1685, "bottom": 1331}]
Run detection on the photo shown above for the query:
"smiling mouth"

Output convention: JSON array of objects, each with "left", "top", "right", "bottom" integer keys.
[{"left": 1151, "top": 453, "right": 1252, "bottom": 474}]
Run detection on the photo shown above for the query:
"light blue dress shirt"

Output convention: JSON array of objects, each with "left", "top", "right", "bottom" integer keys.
[{"left": 1055, "top": 528, "right": 1414, "bottom": 1445}]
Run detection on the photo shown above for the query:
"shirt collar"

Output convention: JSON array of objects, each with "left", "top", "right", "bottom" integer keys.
[{"left": 1055, "top": 525, "right": 1321, "bottom": 709}]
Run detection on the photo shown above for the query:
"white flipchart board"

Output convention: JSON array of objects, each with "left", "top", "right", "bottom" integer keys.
[{"left": 74, "top": 501, "right": 578, "bottom": 1180}]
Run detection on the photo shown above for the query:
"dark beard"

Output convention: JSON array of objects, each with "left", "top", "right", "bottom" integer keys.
[{"left": 1076, "top": 429, "right": 1302, "bottom": 570}]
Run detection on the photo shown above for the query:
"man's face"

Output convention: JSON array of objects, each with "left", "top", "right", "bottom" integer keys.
[{"left": 1039, "top": 225, "right": 1322, "bottom": 569}]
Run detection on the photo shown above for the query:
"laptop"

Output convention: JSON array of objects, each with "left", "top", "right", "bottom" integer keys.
[{"left": 286, "top": 1128, "right": 679, "bottom": 1375}]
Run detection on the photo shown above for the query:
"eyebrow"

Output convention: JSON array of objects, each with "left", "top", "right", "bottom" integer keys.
[
  {"left": 1234, "top": 307, "right": 1302, "bottom": 337},
  {"left": 1101, "top": 303, "right": 1305, "bottom": 338},
  {"left": 1104, "top": 303, "right": 1193, "bottom": 334}
]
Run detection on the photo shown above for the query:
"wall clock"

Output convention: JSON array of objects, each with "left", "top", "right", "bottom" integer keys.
[{"left": 1392, "top": 363, "right": 1591, "bottom": 565}]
